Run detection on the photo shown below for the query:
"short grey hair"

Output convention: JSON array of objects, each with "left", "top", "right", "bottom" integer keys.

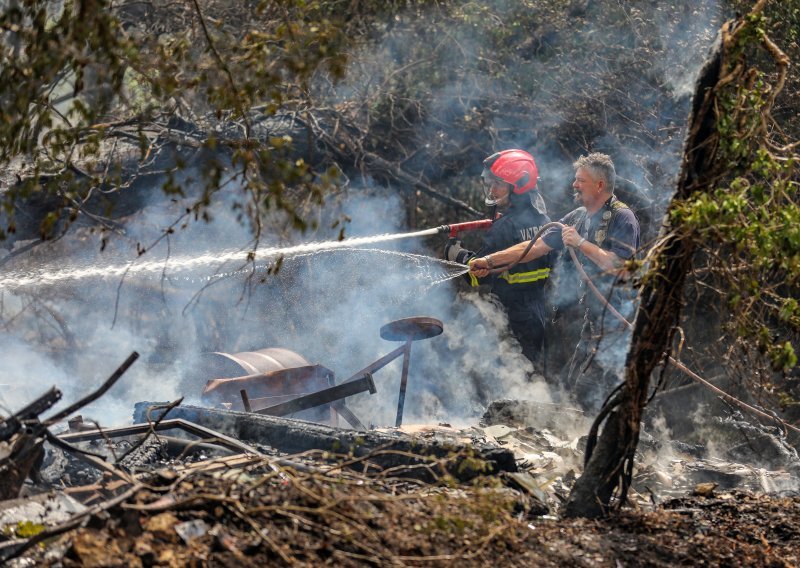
[{"left": 573, "top": 153, "right": 615, "bottom": 193}]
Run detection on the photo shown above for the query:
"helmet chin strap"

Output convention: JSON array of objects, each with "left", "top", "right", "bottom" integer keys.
[{"left": 485, "top": 199, "right": 509, "bottom": 221}]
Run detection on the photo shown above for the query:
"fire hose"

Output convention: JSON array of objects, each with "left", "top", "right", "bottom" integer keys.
[{"left": 460, "top": 220, "right": 800, "bottom": 436}]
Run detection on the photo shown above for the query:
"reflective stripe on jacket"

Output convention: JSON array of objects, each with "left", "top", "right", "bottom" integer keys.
[
  {"left": 499, "top": 267, "right": 551, "bottom": 284},
  {"left": 469, "top": 267, "right": 551, "bottom": 287}
]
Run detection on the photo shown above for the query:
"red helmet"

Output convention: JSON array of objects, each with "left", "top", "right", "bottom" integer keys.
[{"left": 481, "top": 149, "right": 539, "bottom": 197}]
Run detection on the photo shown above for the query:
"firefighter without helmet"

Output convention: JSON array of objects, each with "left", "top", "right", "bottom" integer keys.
[{"left": 481, "top": 149, "right": 539, "bottom": 206}]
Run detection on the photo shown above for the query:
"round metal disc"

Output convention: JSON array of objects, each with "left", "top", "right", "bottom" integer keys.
[{"left": 380, "top": 316, "right": 444, "bottom": 342}]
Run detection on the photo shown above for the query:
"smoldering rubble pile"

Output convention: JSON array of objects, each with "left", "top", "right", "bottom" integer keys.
[{"left": 1, "top": 375, "right": 800, "bottom": 566}]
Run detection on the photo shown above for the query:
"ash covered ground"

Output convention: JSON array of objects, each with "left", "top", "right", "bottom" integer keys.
[{"left": 1, "top": 395, "right": 798, "bottom": 567}]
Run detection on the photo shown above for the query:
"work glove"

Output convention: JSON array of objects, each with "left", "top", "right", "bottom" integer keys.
[{"left": 443, "top": 238, "right": 473, "bottom": 264}]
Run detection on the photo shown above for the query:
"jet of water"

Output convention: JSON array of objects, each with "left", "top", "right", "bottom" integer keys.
[{"left": 0, "top": 228, "right": 467, "bottom": 292}]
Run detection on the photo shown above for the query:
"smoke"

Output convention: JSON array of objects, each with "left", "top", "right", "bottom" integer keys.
[
  {"left": 650, "top": 3, "right": 726, "bottom": 99},
  {"left": 0, "top": 2, "right": 702, "bottom": 415},
  {"left": 7, "top": 1, "right": 787, "bottom": 501},
  {"left": 226, "top": 186, "right": 546, "bottom": 428},
  {"left": 325, "top": 1, "right": 731, "bottom": 395},
  {"left": 0, "top": 336, "right": 72, "bottom": 413},
  {"left": 0, "top": 173, "right": 550, "bottom": 429}
]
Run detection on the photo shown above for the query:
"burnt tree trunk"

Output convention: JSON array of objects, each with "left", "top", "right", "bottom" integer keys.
[{"left": 562, "top": 21, "right": 731, "bottom": 518}]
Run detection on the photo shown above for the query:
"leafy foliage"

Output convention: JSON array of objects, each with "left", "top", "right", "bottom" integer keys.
[
  {"left": 0, "top": 0, "right": 356, "bottom": 242},
  {"left": 668, "top": 1, "right": 799, "bottom": 394}
]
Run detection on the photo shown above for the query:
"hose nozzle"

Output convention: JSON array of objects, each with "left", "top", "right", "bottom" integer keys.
[{"left": 437, "top": 219, "right": 493, "bottom": 238}]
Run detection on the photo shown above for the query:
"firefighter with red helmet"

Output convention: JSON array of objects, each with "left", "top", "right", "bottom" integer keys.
[
  {"left": 444, "top": 149, "right": 553, "bottom": 371},
  {"left": 469, "top": 152, "right": 641, "bottom": 411}
]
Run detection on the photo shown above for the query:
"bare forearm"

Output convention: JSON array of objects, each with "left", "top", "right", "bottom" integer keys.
[
  {"left": 486, "top": 240, "right": 551, "bottom": 267},
  {"left": 576, "top": 239, "right": 622, "bottom": 273},
  {"left": 469, "top": 239, "right": 552, "bottom": 276},
  {"left": 562, "top": 225, "right": 624, "bottom": 274}
]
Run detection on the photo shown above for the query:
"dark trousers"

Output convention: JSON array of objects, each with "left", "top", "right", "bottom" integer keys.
[{"left": 507, "top": 301, "right": 547, "bottom": 375}]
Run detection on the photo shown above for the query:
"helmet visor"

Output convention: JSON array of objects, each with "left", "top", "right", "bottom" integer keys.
[
  {"left": 481, "top": 168, "right": 509, "bottom": 206},
  {"left": 481, "top": 172, "right": 497, "bottom": 206}
]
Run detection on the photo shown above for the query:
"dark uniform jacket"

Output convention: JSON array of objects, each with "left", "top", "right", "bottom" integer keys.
[{"left": 470, "top": 196, "right": 553, "bottom": 324}]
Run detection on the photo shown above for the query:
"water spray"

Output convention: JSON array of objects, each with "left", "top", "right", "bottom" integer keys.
[{"left": 0, "top": 220, "right": 492, "bottom": 292}]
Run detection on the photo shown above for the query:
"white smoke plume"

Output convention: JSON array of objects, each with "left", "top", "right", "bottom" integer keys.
[{"left": 0, "top": 178, "right": 545, "bottom": 429}]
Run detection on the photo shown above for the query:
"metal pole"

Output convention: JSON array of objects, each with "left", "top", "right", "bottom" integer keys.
[
  {"left": 394, "top": 339, "right": 413, "bottom": 427},
  {"left": 254, "top": 373, "right": 376, "bottom": 418}
]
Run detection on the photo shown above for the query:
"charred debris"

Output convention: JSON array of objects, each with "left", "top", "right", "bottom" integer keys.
[{"left": 1, "top": 316, "right": 799, "bottom": 566}]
